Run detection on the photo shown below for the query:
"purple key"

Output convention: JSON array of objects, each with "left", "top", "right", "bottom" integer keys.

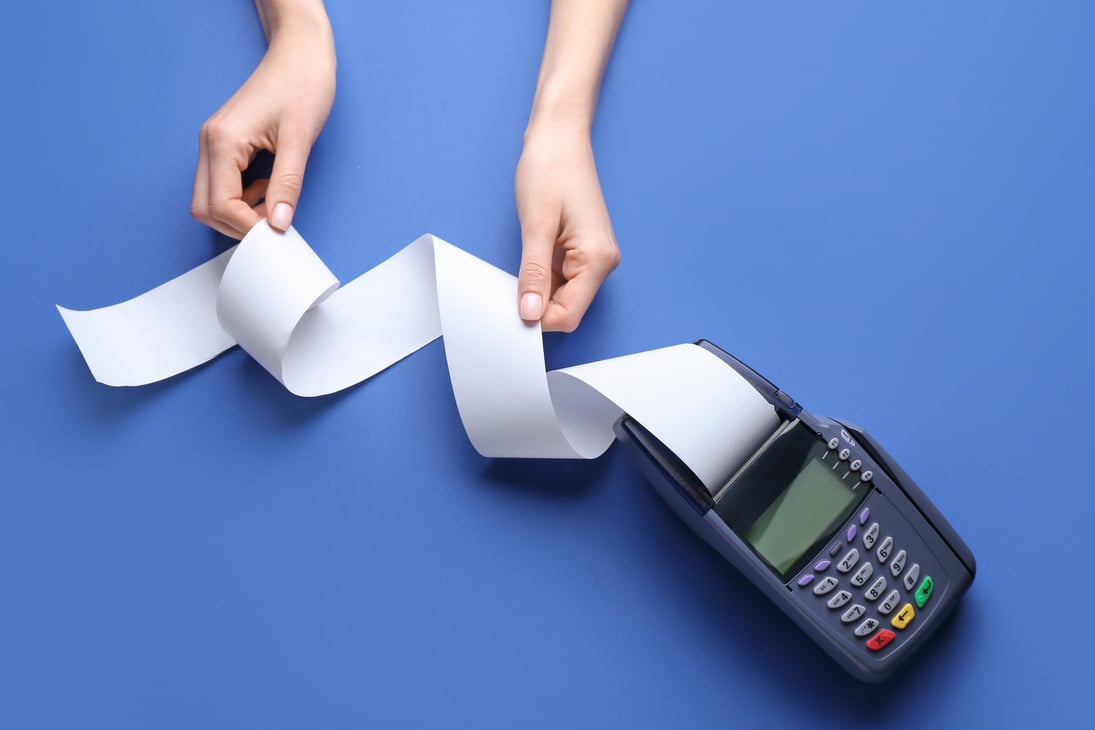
[
  {"left": 859, "top": 507, "right": 871, "bottom": 525},
  {"left": 814, "top": 560, "right": 831, "bottom": 572},
  {"left": 798, "top": 574, "right": 816, "bottom": 587},
  {"left": 846, "top": 524, "right": 858, "bottom": 542}
]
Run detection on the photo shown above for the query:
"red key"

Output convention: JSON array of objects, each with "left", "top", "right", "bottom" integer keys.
[{"left": 866, "top": 629, "right": 896, "bottom": 652}]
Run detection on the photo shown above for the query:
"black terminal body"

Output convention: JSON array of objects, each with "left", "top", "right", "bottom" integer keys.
[{"left": 613, "top": 340, "right": 976, "bottom": 682}]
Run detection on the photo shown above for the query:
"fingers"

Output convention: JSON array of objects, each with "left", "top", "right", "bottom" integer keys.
[
  {"left": 264, "top": 127, "right": 312, "bottom": 232},
  {"left": 540, "top": 238, "right": 621, "bottom": 333},
  {"left": 242, "top": 179, "right": 271, "bottom": 222},
  {"left": 518, "top": 198, "right": 621, "bottom": 333},
  {"left": 517, "top": 207, "right": 561, "bottom": 324},
  {"left": 191, "top": 119, "right": 261, "bottom": 239},
  {"left": 190, "top": 129, "right": 235, "bottom": 238},
  {"left": 541, "top": 281, "right": 598, "bottom": 333},
  {"left": 190, "top": 116, "right": 312, "bottom": 239},
  {"left": 208, "top": 132, "right": 262, "bottom": 237}
]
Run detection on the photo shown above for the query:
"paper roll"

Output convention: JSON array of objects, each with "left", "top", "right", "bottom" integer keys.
[{"left": 57, "top": 221, "right": 780, "bottom": 491}]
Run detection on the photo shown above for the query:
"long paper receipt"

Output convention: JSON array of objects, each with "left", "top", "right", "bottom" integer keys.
[{"left": 57, "top": 222, "right": 779, "bottom": 492}]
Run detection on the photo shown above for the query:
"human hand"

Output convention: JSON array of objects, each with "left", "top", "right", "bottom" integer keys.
[
  {"left": 515, "top": 122, "right": 621, "bottom": 333},
  {"left": 191, "top": 8, "right": 335, "bottom": 239}
]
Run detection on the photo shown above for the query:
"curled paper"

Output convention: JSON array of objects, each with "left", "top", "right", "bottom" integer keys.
[{"left": 57, "top": 222, "right": 780, "bottom": 491}]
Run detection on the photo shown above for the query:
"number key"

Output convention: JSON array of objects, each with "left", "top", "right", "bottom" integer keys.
[
  {"left": 865, "top": 576, "right": 888, "bottom": 602},
  {"left": 879, "top": 589, "right": 901, "bottom": 615},
  {"left": 876, "top": 536, "right": 894, "bottom": 563},
  {"left": 850, "top": 561, "right": 874, "bottom": 588},
  {"left": 827, "top": 590, "right": 853, "bottom": 609},
  {"left": 890, "top": 549, "right": 907, "bottom": 577},
  {"left": 841, "top": 604, "right": 866, "bottom": 623},
  {"left": 837, "top": 548, "right": 860, "bottom": 573},
  {"left": 862, "top": 522, "right": 880, "bottom": 550}
]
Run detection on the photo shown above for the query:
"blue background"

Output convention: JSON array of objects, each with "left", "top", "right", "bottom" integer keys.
[{"left": 2, "top": 1, "right": 1092, "bottom": 727}]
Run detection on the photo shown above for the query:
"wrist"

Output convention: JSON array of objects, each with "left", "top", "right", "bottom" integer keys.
[
  {"left": 263, "top": 7, "right": 337, "bottom": 77},
  {"left": 525, "top": 82, "right": 596, "bottom": 144},
  {"left": 258, "top": 0, "right": 333, "bottom": 43}
]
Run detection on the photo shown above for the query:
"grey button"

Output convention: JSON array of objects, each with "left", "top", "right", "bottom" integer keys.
[
  {"left": 879, "top": 590, "right": 901, "bottom": 615},
  {"left": 876, "top": 536, "right": 894, "bottom": 563},
  {"left": 855, "top": 618, "right": 881, "bottom": 637},
  {"left": 860, "top": 469, "right": 874, "bottom": 482},
  {"left": 890, "top": 549, "right": 908, "bottom": 577},
  {"left": 837, "top": 548, "right": 860, "bottom": 573},
  {"left": 850, "top": 561, "right": 874, "bottom": 588},
  {"left": 865, "top": 575, "right": 888, "bottom": 602},
  {"left": 850, "top": 459, "right": 862, "bottom": 471},
  {"left": 841, "top": 604, "right": 866, "bottom": 623},
  {"left": 839, "top": 448, "right": 851, "bottom": 461},
  {"left": 903, "top": 563, "right": 921, "bottom": 592},
  {"left": 862, "top": 522, "right": 880, "bottom": 550},
  {"left": 827, "top": 590, "right": 853, "bottom": 609},
  {"left": 828, "top": 437, "right": 840, "bottom": 450},
  {"left": 812, "top": 576, "right": 839, "bottom": 596}
]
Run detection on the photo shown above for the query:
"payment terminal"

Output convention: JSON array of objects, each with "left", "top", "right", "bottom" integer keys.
[{"left": 614, "top": 340, "right": 976, "bottom": 682}]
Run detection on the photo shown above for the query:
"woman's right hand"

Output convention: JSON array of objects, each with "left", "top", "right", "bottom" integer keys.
[{"left": 191, "top": 1, "right": 336, "bottom": 239}]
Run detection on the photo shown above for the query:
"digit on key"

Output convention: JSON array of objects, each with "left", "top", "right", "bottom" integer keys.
[
  {"left": 837, "top": 548, "right": 860, "bottom": 573},
  {"left": 877, "top": 536, "right": 894, "bottom": 563}
]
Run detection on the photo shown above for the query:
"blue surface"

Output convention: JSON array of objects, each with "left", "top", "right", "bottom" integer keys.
[{"left": 3, "top": 1, "right": 1093, "bottom": 727}]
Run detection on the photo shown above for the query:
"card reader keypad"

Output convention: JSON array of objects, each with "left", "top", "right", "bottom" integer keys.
[{"left": 793, "top": 492, "right": 940, "bottom": 656}]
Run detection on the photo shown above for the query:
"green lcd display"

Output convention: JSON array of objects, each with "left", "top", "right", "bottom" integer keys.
[{"left": 743, "top": 457, "right": 858, "bottom": 576}]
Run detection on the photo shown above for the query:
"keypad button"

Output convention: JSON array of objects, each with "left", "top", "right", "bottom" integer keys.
[
  {"left": 860, "top": 469, "right": 874, "bottom": 482},
  {"left": 829, "top": 543, "right": 844, "bottom": 558},
  {"left": 865, "top": 576, "right": 888, "bottom": 602},
  {"left": 858, "top": 507, "right": 870, "bottom": 525},
  {"left": 839, "top": 448, "right": 851, "bottom": 461},
  {"left": 813, "top": 576, "right": 839, "bottom": 596},
  {"left": 846, "top": 524, "right": 857, "bottom": 543},
  {"left": 813, "top": 559, "right": 831, "bottom": 572},
  {"left": 854, "top": 618, "right": 881, "bottom": 638},
  {"left": 841, "top": 604, "right": 866, "bottom": 623},
  {"left": 876, "top": 536, "right": 894, "bottom": 563},
  {"left": 890, "top": 550, "right": 908, "bottom": 577},
  {"left": 851, "top": 459, "right": 863, "bottom": 472},
  {"left": 862, "top": 523, "right": 880, "bottom": 550},
  {"left": 903, "top": 563, "right": 921, "bottom": 592},
  {"left": 866, "top": 630, "right": 896, "bottom": 652},
  {"left": 827, "top": 590, "right": 853, "bottom": 609},
  {"left": 828, "top": 437, "right": 840, "bottom": 450},
  {"left": 797, "top": 574, "right": 815, "bottom": 587},
  {"left": 879, "top": 590, "right": 901, "bottom": 615},
  {"left": 891, "top": 603, "right": 916, "bottom": 630},
  {"left": 837, "top": 548, "right": 860, "bottom": 573},
  {"left": 850, "top": 561, "right": 874, "bottom": 588},
  {"left": 915, "top": 576, "right": 935, "bottom": 608}
]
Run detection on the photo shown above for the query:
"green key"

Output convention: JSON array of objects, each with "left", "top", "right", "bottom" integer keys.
[{"left": 914, "top": 576, "right": 934, "bottom": 608}]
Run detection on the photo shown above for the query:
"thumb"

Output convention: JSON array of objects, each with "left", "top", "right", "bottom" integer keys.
[
  {"left": 265, "top": 131, "right": 312, "bottom": 232},
  {"left": 517, "top": 213, "right": 559, "bottom": 323}
]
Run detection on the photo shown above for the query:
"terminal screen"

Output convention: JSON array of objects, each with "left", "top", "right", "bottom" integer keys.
[{"left": 743, "top": 457, "right": 859, "bottom": 576}]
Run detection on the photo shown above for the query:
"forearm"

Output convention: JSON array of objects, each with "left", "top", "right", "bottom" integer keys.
[
  {"left": 254, "top": 0, "right": 332, "bottom": 43},
  {"left": 527, "top": 0, "right": 630, "bottom": 136}
]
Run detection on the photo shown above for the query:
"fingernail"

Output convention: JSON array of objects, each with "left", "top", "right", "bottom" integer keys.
[
  {"left": 269, "top": 202, "right": 293, "bottom": 231},
  {"left": 520, "top": 292, "right": 543, "bottom": 321}
]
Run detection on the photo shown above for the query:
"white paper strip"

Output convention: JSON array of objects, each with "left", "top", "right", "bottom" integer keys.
[{"left": 57, "top": 222, "right": 780, "bottom": 491}]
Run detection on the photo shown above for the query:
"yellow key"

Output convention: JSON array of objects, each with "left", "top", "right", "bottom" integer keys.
[{"left": 891, "top": 603, "right": 916, "bottom": 630}]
